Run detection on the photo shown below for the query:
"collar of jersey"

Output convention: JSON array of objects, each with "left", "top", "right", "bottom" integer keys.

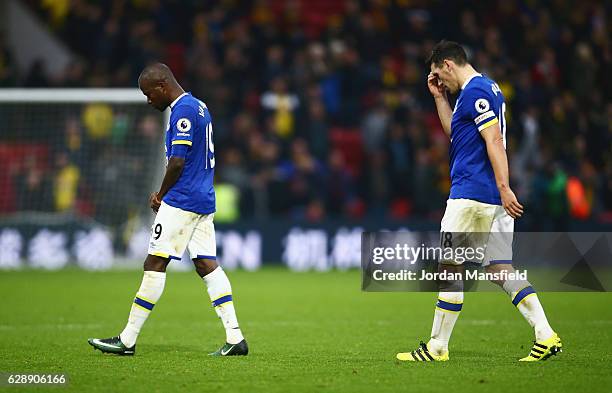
[
  {"left": 169, "top": 92, "right": 189, "bottom": 109},
  {"left": 461, "top": 73, "right": 482, "bottom": 90}
]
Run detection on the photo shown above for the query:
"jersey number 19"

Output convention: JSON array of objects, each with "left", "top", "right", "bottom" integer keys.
[{"left": 205, "top": 122, "right": 215, "bottom": 169}]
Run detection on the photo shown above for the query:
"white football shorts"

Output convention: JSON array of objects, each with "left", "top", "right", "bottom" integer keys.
[
  {"left": 148, "top": 201, "right": 216, "bottom": 261},
  {"left": 439, "top": 198, "right": 514, "bottom": 266}
]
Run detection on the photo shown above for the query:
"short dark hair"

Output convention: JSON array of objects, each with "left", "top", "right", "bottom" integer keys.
[{"left": 427, "top": 40, "right": 468, "bottom": 67}]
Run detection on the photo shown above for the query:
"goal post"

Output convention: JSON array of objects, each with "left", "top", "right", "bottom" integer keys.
[
  {"left": 0, "top": 88, "right": 169, "bottom": 269},
  {"left": 0, "top": 88, "right": 146, "bottom": 103}
]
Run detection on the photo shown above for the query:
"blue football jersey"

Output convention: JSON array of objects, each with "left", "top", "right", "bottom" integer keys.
[
  {"left": 448, "top": 74, "right": 506, "bottom": 205},
  {"left": 163, "top": 93, "right": 216, "bottom": 214}
]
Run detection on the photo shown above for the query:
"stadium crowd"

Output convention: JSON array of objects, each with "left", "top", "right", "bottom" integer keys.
[{"left": 1, "top": 0, "right": 610, "bottom": 230}]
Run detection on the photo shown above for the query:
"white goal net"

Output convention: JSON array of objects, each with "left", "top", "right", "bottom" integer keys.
[{"left": 0, "top": 89, "right": 167, "bottom": 269}]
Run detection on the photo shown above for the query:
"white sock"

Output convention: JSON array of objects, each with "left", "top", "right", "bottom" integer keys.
[
  {"left": 203, "top": 267, "right": 244, "bottom": 344},
  {"left": 503, "top": 283, "right": 554, "bottom": 341},
  {"left": 428, "top": 291, "right": 463, "bottom": 355},
  {"left": 119, "top": 271, "right": 166, "bottom": 348}
]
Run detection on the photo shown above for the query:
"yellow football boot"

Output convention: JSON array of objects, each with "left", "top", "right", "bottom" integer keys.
[
  {"left": 396, "top": 341, "right": 449, "bottom": 362},
  {"left": 519, "top": 332, "right": 562, "bottom": 362}
]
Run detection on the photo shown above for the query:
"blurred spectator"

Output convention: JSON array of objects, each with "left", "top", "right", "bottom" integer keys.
[
  {"left": 83, "top": 103, "right": 113, "bottom": 140},
  {"left": 91, "top": 146, "right": 134, "bottom": 227},
  {"left": 0, "top": 35, "right": 17, "bottom": 87},
  {"left": 23, "top": 59, "right": 50, "bottom": 87},
  {"left": 15, "top": 157, "right": 52, "bottom": 212},
  {"left": 385, "top": 122, "right": 413, "bottom": 199},
  {"left": 361, "top": 103, "right": 390, "bottom": 153},
  {"left": 305, "top": 100, "right": 329, "bottom": 161},
  {"left": 547, "top": 164, "right": 570, "bottom": 230},
  {"left": 214, "top": 183, "right": 240, "bottom": 223},
  {"left": 324, "top": 149, "right": 355, "bottom": 216},
  {"left": 58, "top": 60, "right": 87, "bottom": 87},
  {"left": 261, "top": 76, "right": 300, "bottom": 138},
  {"left": 571, "top": 43, "right": 598, "bottom": 103},
  {"left": 277, "top": 139, "right": 323, "bottom": 218},
  {"left": 53, "top": 152, "right": 80, "bottom": 212}
]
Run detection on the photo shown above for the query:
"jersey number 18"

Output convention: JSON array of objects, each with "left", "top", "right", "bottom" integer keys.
[
  {"left": 492, "top": 82, "right": 507, "bottom": 149},
  {"left": 499, "top": 102, "right": 507, "bottom": 149}
]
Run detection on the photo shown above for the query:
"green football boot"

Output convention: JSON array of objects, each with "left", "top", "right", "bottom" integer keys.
[{"left": 209, "top": 340, "right": 249, "bottom": 356}]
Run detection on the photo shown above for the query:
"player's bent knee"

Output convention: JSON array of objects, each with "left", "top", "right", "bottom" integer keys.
[
  {"left": 193, "top": 258, "right": 218, "bottom": 277},
  {"left": 485, "top": 263, "right": 514, "bottom": 287},
  {"left": 437, "top": 263, "right": 464, "bottom": 292},
  {"left": 438, "top": 278, "right": 463, "bottom": 292},
  {"left": 144, "top": 254, "right": 170, "bottom": 272}
]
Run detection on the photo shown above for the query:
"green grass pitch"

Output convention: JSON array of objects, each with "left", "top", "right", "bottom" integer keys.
[{"left": 1, "top": 268, "right": 611, "bottom": 392}]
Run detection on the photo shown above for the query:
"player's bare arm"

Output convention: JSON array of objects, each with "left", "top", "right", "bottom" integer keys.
[
  {"left": 150, "top": 156, "right": 185, "bottom": 212},
  {"left": 480, "top": 124, "right": 524, "bottom": 219},
  {"left": 427, "top": 73, "right": 453, "bottom": 137}
]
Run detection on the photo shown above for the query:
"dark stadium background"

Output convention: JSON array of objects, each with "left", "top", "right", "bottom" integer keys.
[{"left": 1, "top": 0, "right": 610, "bottom": 270}]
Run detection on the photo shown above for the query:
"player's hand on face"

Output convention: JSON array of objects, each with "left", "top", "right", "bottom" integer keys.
[
  {"left": 149, "top": 192, "right": 161, "bottom": 213},
  {"left": 427, "top": 73, "right": 446, "bottom": 98},
  {"left": 500, "top": 188, "right": 524, "bottom": 219}
]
